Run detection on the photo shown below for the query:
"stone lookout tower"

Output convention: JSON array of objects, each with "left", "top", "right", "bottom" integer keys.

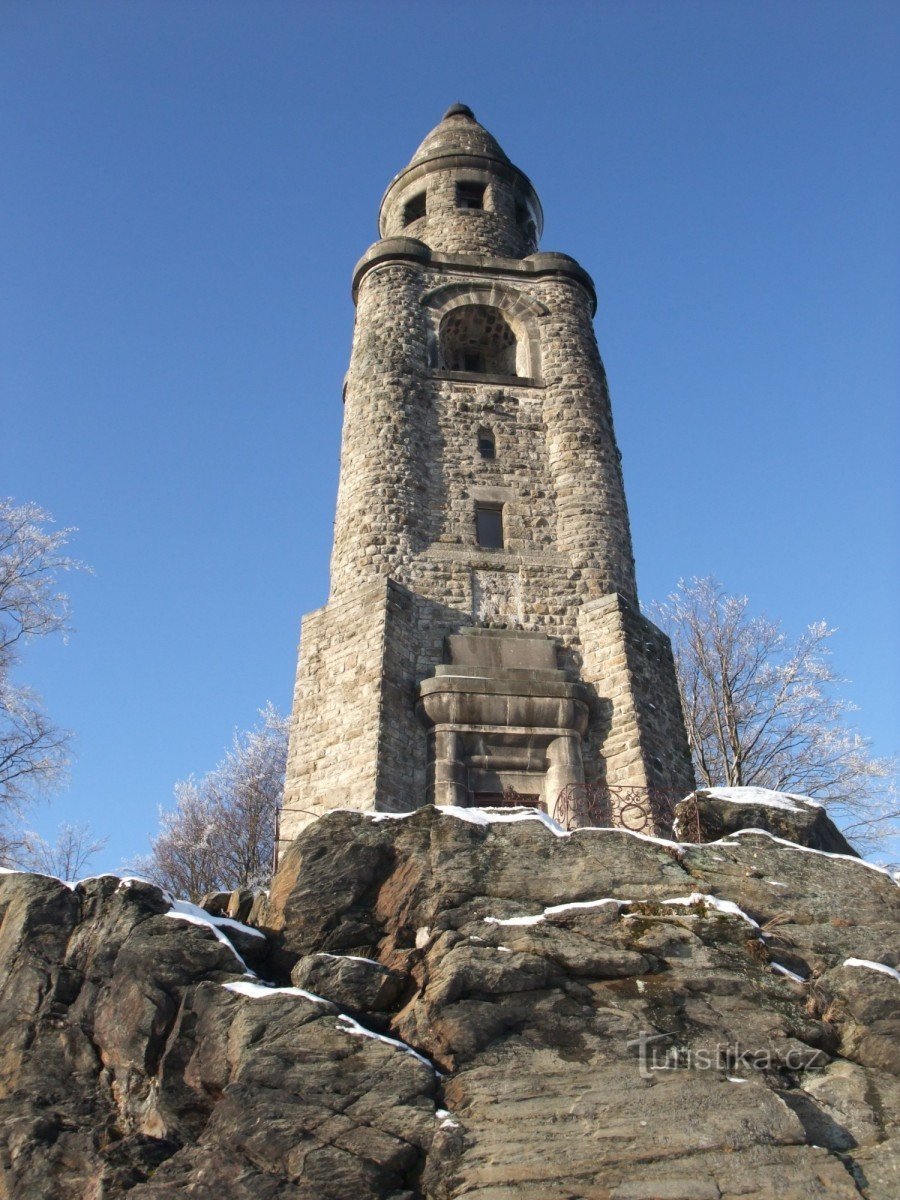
[{"left": 280, "top": 105, "right": 694, "bottom": 852}]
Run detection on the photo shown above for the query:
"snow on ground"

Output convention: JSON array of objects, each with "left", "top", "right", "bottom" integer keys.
[
  {"left": 115, "top": 874, "right": 171, "bottom": 895},
  {"left": 700, "top": 787, "right": 822, "bottom": 811},
  {"left": 843, "top": 958, "right": 900, "bottom": 984},
  {"left": 222, "top": 968, "right": 439, "bottom": 1073},
  {"left": 222, "top": 979, "right": 439, "bottom": 1074},
  {"left": 368, "top": 805, "right": 687, "bottom": 848},
  {"left": 544, "top": 897, "right": 627, "bottom": 918},
  {"left": 484, "top": 912, "right": 545, "bottom": 927},
  {"left": 222, "top": 980, "right": 334, "bottom": 1005}
]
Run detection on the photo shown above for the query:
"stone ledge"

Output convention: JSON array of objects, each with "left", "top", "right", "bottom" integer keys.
[
  {"left": 419, "top": 674, "right": 589, "bottom": 702},
  {"left": 352, "top": 238, "right": 596, "bottom": 310},
  {"left": 430, "top": 369, "right": 541, "bottom": 387}
]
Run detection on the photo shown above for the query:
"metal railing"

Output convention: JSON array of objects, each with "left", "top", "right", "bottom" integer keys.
[{"left": 552, "top": 783, "right": 700, "bottom": 842}]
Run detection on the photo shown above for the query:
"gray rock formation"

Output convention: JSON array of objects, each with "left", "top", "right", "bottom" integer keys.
[
  {"left": 0, "top": 871, "right": 436, "bottom": 1198},
  {"left": 678, "top": 787, "right": 859, "bottom": 856},
  {"left": 0, "top": 802, "right": 898, "bottom": 1198}
]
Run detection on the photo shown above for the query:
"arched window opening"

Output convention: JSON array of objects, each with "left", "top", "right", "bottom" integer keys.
[
  {"left": 477, "top": 427, "right": 496, "bottom": 459},
  {"left": 456, "top": 181, "right": 486, "bottom": 210},
  {"left": 440, "top": 305, "right": 518, "bottom": 377},
  {"left": 403, "top": 192, "right": 426, "bottom": 225}
]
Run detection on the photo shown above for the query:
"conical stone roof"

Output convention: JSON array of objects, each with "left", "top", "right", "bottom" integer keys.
[
  {"left": 377, "top": 105, "right": 544, "bottom": 253},
  {"left": 408, "top": 104, "right": 511, "bottom": 169}
]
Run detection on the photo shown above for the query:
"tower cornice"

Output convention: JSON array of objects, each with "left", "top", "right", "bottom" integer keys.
[{"left": 352, "top": 240, "right": 596, "bottom": 314}]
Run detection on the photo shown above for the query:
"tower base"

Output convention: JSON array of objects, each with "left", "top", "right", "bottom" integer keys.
[{"left": 279, "top": 579, "right": 694, "bottom": 861}]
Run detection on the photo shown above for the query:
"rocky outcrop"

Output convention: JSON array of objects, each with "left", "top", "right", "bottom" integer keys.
[
  {"left": 0, "top": 870, "right": 436, "bottom": 1198},
  {"left": 1, "top": 803, "right": 898, "bottom": 1198},
  {"left": 678, "top": 786, "right": 859, "bottom": 856}
]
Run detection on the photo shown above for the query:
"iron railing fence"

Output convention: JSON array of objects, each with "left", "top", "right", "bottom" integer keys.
[{"left": 552, "top": 783, "right": 700, "bottom": 842}]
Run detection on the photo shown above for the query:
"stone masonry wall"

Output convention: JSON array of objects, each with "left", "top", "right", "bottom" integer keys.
[
  {"left": 287, "top": 248, "right": 693, "bottom": 835},
  {"left": 328, "top": 263, "right": 430, "bottom": 602},
  {"left": 383, "top": 167, "right": 536, "bottom": 259},
  {"left": 330, "top": 259, "right": 637, "bottom": 606},
  {"left": 374, "top": 582, "right": 432, "bottom": 813},
  {"left": 280, "top": 582, "right": 389, "bottom": 854},
  {"left": 578, "top": 592, "right": 695, "bottom": 796}
]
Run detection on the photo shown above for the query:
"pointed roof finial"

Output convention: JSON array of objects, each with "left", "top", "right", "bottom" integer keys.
[{"left": 443, "top": 103, "right": 475, "bottom": 121}]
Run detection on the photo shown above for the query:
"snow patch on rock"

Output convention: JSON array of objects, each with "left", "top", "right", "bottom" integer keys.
[
  {"left": 715, "top": 828, "right": 895, "bottom": 879},
  {"left": 336, "top": 1014, "right": 437, "bottom": 1070},
  {"left": 486, "top": 893, "right": 759, "bottom": 930},
  {"left": 657, "top": 893, "right": 760, "bottom": 928},
  {"left": 222, "top": 980, "right": 334, "bottom": 1005},
  {"left": 164, "top": 901, "right": 258, "bottom": 973},
  {"left": 701, "top": 786, "right": 823, "bottom": 811},
  {"left": 771, "top": 962, "right": 807, "bottom": 983},
  {"left": 843, "top": 958, "right": 900, "bottom": 984}
]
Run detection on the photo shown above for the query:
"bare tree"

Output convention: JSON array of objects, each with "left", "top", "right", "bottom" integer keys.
[
  {"left": 13, "top": 822, "right": 108, "bottom": 880},
  {"left": 135, "top": 704, "right": 288, "bottom": 901},
  {"left": 651, "top": 577, "right": 898, "bottom": 847},
  {"left": 0, "top": 499, "right": 85, "bottom": 852}
]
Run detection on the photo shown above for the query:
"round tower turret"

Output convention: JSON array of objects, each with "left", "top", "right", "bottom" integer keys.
[{"left": 379, "top": 105, "right": 543, "bottom": 258}]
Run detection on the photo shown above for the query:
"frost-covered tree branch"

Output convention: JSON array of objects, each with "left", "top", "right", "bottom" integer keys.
[
  {"left": 12, "top": 822, "right": 108, "bottom": 880},
  {"left": 0, "top": 499, "right": 86, "bottom": 823},
  {"left": 651, "top": 577, "right": 898, "bottom": 849},
  {"left": 134, "top": 704, "right": 288, "bottom": 901}
]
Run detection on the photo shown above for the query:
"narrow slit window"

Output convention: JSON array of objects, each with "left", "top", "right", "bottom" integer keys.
[
  {"left": 475, "top": 503, "right": 504, "bottom": 549},
  {"left": 403, "top": 192, "right": 426, "bottom": 225},
  {"left": 477, "top": 427, "right": 496, "bottom": 459},
  {"left": 456, "top": 181, "right": 486, "bottom": 211}
]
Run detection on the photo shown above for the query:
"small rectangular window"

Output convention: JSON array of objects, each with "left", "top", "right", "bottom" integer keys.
[
  {"left": 475, "top": 503, "right": 504, "bottom": 549},
  {"left": 477, "top": 429, "right": 496, "bottom": 459},
  {"left": 403, "top": 192, "right": 426, "bottom": 225},
  {"left": 456, "top": 181, "right": 486, "bottom": 211}
]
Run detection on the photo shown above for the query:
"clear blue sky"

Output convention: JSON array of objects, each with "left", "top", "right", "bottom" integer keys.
[{"left": 3, "top": 1, "right": 898, "bottom": 870}]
